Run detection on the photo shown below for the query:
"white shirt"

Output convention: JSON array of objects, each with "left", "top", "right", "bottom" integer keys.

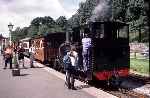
[
  {"left": 82, "top": 37, "right": 91, "bottom": 50},
  {"left": 69, "top": 51, "right": 78, "bottom": 66}
]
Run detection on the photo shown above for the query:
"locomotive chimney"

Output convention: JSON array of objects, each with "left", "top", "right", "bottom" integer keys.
[
  {"left": 66, "top": 31, "right": 69, "bottom": 43},
  {"left": 66, "top": 28, "right": 72, "bottom": 43}
]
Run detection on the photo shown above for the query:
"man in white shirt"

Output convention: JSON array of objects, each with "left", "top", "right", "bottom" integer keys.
[
  {"left": 64, "top": 45, "right": 78, "bottom": 90},
  {"left": 82, "top": 33, "right": 92, "bottom": 81},
  {"left": 70, "top": 47, "right": 78, "bottom": 67}
]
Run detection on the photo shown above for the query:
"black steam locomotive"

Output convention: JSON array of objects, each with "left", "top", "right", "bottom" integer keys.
[{"left": 58, "top": 21, "right": 130, "bottom": 83}]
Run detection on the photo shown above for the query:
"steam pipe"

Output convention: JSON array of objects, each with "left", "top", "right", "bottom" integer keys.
[{"left": 66, "top": 31, "right": 69, "bottom": 43}]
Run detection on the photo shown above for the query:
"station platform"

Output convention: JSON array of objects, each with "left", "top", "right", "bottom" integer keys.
[{"left": 0, "top": 55, "right": 118, "bottom": 98}]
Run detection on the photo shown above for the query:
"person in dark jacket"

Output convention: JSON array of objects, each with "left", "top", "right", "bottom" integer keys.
[
  {"left": 4, "top": 45, "right": 13, "bottom": 69},
  {"left": 18, "top": 46, "right": 25, "bottom": 68}
]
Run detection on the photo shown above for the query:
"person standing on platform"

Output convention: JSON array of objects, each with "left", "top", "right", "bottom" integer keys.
[
  {"left": 29, "top": 45, "right": 35, "bottom": 68},
  {"left": 63, "top": 46, "right": 78, "bottom": 90},
  {"left": 82, "top": 33, "right": 92, "bottom": 81},
  {"left": 18, "top": 45, "right": 25, "bottom": 68},
  {"left": 3, "top": 45, "right": 13, "bottom": 69}
]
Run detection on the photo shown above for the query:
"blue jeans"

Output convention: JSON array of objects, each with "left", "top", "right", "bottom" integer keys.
[
  {"left": 83, "top": 48, "right": 91, "bottom": 71},
  {"left": 82, "top": 48, "right": 92, "bottom": 80},
  {"left": 65, "top": 66, "right": 75, "bottom": 88},
  {"left": 5, "top": 57, "right": 12, "bottom": 68}
]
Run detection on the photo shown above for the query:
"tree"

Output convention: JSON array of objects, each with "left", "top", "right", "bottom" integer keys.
[
  {"left": 12, "top": 27, "right": 29, "bottom": 42},
  {"left": 38, "top": 24, "right": 49, "bottom": 36},
  {"left": 56, "top": 16, "right": 67, "bottom": 29},
  {"left": 31, "top": 17, "right": 42, "bottom": 26},
  {"left": 112, "top": 0, "right": 129, "bottom": 21},
  {"left": 12, "top": 27, "right": 21, "bottom": 42},
  {"left": 42, "top": 16, "right": 55, "bottom": 28},
  {"left": 127, "top": 0, "right": 149, "bottom": 42},
  {"left": 27, "top": 25, "right": 39, "bottom": 37},
  {"left": 68, "top": 0, "right": 97, "bottom": 27},
  {"left": 68, "top": 14, "right": 80, "bottom": 28},
  {"left": 29, "top": 16, "right": 56, "bottom": 36}
]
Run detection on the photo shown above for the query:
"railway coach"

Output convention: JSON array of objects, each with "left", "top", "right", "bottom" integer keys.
[{"left": 30, "top": 32, "right": 66, "bottom": 66}]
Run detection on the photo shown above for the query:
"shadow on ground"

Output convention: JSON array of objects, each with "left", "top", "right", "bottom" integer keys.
[{"left": 76, "top": 84, "right": 91, "bottom": 90}]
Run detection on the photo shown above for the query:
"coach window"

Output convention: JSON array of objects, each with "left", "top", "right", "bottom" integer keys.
[
  {"left": 36, "top": 40, "right": 40, "bottom": 49},
  {"left": 95, "top": 24, "right": 104, "bottom": 39},
  {"left": 23, "top": 43, "right": 27, "bottom": 48}
]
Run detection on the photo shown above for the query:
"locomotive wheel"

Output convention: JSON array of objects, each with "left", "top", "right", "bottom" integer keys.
[{"left": 108, "top": 75, "right": 122, "bottom": 88}]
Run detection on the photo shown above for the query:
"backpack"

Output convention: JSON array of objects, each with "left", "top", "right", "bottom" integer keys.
[{"left": 63, "top": 54, "right": 72, "bottom": 70}]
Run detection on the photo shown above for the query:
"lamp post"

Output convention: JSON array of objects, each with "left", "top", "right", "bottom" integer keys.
[{"left": 8, "top": 22, "right": 14, "bottom": 46}]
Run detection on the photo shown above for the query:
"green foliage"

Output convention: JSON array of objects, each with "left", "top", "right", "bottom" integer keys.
[
  {"left": 56, "top": 16, "right": 67, "bottom": 30},
  {"left": 27, "top": 25, "right": 39, "bottom": 37},
  {"left": 112, "top": 0, "right": 129, "bottom": 21},
  {"left": 68, "top": 14, "right": 80, "bottom": 28},
  {"left": 31, "top": 17, "right": 42, "bottom": 26},
  {"left": 38, "top": 24, "right": 48, "bottom": 36},
  {"left": 130, "top": 58, "right": 149, "bottom": 74},
  {"left": 42, "top": 16, "right": 55, "bottom": 28},
  {"left": 12, "top": 27, "right": 29, "bottom": 42}
]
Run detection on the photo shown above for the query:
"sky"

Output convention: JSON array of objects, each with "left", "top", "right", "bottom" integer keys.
[{"left": 0, "top": 0, "right": 85, "bottom": 37}]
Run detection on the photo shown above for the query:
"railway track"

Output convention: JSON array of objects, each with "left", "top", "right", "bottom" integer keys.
[
  {"left": 129, "top": 73, "right": 150, "bottom": 84},
  {"left": 90, "top": 81, "right": 149, "bottom": 98},
  {"left": 78, "top": 74, "right": 149, "bottom": 98},
  {"left": 94, "top": 74, "right": 149, "bottom": 98},
  {"left": 109, "top": 88, "right": 149, "bottom": 98},
  {"left": 39, "top": 60, "right": 150, "bottom": 98}
]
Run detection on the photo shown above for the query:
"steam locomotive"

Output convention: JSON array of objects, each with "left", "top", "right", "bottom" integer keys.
[{"left": 60, "top": 21, "right": 129, "bottom": 82}]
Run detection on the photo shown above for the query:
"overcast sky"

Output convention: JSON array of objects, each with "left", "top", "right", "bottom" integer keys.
[{"left": 0, "top": 0, "right": 85, "bottom": 37}]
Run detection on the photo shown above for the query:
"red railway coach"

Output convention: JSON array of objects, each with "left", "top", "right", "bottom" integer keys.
[
  {"left": 58, "top": 21, "right": 130, "bottom": 84},
  {"left": 31, "top": 32, "right": 66, "bottom": 65}
]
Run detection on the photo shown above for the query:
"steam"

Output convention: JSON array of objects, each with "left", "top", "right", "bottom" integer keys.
[{"left": 89, "top": 0, "right": 111, "bottom": 22}]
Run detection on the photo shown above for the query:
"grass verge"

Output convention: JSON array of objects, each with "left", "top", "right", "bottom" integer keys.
[{"left": 130, "top": 58, "right": 149, "bottom": 75}]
